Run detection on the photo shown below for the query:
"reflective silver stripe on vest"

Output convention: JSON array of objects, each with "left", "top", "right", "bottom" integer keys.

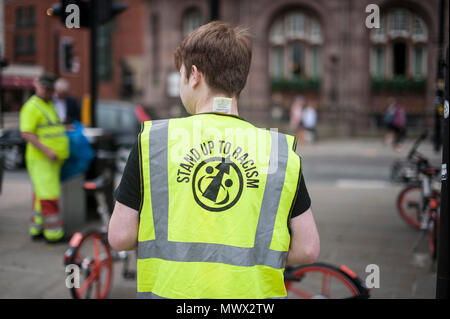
[
  {"left": 138, "top": 120, "right": 289, "bottom": 269},
  {"left": 30, "top": 211, "right": 43, "bottom": 230},
  {"left": 148, "top": 120, "right": 170, "bottom": 242},
  {"left": 36, "top": 123, "right": 62, "bottom": 129},
  {"left": 34, "top": 103, "right": 59, "bottom": 125},
  {"left": 40, "top": 132, "right": 67, "bottom": 139}
]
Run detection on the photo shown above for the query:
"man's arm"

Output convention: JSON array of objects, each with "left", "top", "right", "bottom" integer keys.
[
  {"left": 21, "top": 132, "right": 58, "bottom": 162},
  {"left": 286, "top": 207, "right": 320, "bottom": 265},
  {"left": 108, "top": 201, "right": 139, "bottom": 251}
]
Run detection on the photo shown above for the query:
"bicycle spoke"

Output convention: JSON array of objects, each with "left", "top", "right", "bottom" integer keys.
[
  {"left": 96, "top": 273, "right": 101, "bottom": 298},
  {"left": 100, "top": 259, "right": 112, "bottom": 268},
  {"left": 321, "top": 273, "right": 331, "bottom": 297},
  {"left": 86, "top": 281, "right": 93, "bottom": 299},
  {"left": 93, "top": 238, "right": 100, "bottom": 266},
  {"left": 77, "top": 270, "right": 98, "bottom": 297},
  {"left": 288, "top": 284, "right": 313, "bottom": 299}
]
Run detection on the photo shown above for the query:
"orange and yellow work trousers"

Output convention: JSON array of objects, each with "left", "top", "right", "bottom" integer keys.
[{"left": 27, "top": 157, "right": 65, "bottom": 242}]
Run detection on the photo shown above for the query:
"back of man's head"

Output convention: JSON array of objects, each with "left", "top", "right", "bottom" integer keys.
[{"left": 174, "top": 21, "right": 252, "bottom": 98}]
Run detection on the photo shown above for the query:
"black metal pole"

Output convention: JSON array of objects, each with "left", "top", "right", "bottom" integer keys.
[
  {"left": 436, "top": 47, "right": 449, "bottom": 299},
  {"left": 90, "top": 0, "right": 98, "bottom": 127},
  {"left": 0, "top": 64, "right": 4, "bottom": 130},
  {"left": 209, "top": 0, "right": 219, "bottom": 21},
  {"left": 0, "top": 55, "right": 7, "bottom": 130}
]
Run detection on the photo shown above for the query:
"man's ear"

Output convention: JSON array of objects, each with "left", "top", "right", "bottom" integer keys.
[{"left": 190, "top": 65, "right": 201, "bottom": 88}]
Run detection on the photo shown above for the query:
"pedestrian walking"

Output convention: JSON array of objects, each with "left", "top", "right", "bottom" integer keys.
[
  {"left": 391, "top": 104, "right": 407, "bottom": 151},
  {"left": 108, "top": 21, "right": 320, "bottom": 299},
  {"left": 301, "top": 102, "right": 318, "bottom": 143},
  {"left": 290, "top": 95, "right": 305, "bottom": 149},
  {"left": 20, "top": 73, "right": 69, "bottom": 243},
  {"left": 383, "top": 97, "right": 397, "bottom": 145},
  {"left": 383, "top": 98, "right": 406, "bottom": 151}
]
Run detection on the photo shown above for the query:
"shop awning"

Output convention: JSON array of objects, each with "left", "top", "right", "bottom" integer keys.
[{"left": 1, "top": 64, "right": 43, "bottom": 89}]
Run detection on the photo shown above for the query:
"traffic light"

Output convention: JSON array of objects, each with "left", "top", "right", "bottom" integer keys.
[
  {"left": 47, "top": 0, "right": 127, "bottom": 28},
  {"left": 47, "top": 0, "right": 90, "bottom": 28},
  {"left": 46, "top": 0, "right": 128, "bottom": 128},
  {"left": 97, "top": 0, "right": 127, "bottom": 24}
]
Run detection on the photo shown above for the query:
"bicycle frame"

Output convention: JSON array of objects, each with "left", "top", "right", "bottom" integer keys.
[
  {"left": 63, "top": 151, "right": 136, "bottom": 299},
  {"left": 409, "top": 170, "right": 440, "bottom": 260}
]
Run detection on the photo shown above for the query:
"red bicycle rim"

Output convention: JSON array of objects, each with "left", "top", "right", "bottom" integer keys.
[
  {"left": 72, "top": 233, "right": 113, "bottom": 299},
  {"left": 286, "top": 265, "right": 359, "bottom": 298},
  {"left": 397, "top": 186, "right": 422, "bottom": 229}
]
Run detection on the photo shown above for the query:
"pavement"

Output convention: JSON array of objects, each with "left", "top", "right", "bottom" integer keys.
[{"left": 0, "top": 136, "right": 442, "bottom": 299}]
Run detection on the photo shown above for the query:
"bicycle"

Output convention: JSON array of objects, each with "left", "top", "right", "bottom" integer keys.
[
  {"left": 396, "top": 166, "right": 440, "bottom": 231},
  {"left": 284, "top": 263, "right": 370, "bottom": 299},
  {"left": 63, "top": 151, "right": 370, "bottom": 299},
  {"left": 394, "top": 131, "right": 440, "bottom": 227},
  {"left": 63, "top": 150, "right": 136, "bottom": 299}
]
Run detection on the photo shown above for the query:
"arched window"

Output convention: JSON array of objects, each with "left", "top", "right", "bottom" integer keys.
[
  {"left": 182, "top": 8, "right": 203, "bottom": 37},
  {"left": 269, "top": 11, "right": 322, "bottom": 80},
  {"left": 370, "top": 9, "right": 428, "bottom": 79}
]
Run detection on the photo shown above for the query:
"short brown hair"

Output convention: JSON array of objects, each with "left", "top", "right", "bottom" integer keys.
[{"left": 174, "top": 21, "right": 252, "bottom": 97}]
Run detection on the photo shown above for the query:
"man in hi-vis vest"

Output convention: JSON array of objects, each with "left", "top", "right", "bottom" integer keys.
[
  {"left": 109, "top": 21, "right": 320, "bottom": 299},
  {"left": 20, "top": 73, "right": 69, "bottom": 243}
]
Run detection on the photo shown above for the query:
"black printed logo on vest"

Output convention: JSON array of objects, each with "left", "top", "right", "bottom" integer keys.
[
  {"left": 176, "top": 140, "right": 260, "bottom": 211},
  {"left": 192, "top": 156, "right": 244, "bottom": 212}
]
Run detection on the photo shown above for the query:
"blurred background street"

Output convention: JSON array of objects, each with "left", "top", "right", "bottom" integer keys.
[{"left": 0, "top": 0, "right": 448, "bottom": 299}]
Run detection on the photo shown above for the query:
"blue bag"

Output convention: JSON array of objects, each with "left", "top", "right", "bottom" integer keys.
[{"left": 61, "top": 121, "right": 94, "bottom": 182}]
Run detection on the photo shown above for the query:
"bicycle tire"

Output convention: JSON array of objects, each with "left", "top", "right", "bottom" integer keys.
[
  {"left": 67, "top": 230, "right": 113, "bottom": 299},
  {"left": 397, "top": 185, "right": 422, "bottom": 229},
  {"left": 429, "top": 213, "right": 439, "bottom": 261},
  {"left": 284, "top": 263, "right": 369, "bottom": 299}
]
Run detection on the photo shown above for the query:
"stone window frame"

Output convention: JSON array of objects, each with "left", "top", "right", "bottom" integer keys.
[
  {"left": 268, "top": 10, "right": 322, "bottom": 80},
  {"left": 370, "top": 8, "right": 428, "bottom": 79}
]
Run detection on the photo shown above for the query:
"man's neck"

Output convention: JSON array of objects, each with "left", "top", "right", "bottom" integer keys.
[{"left": 195, "top": 95, "right": 239, "bottom": 116}]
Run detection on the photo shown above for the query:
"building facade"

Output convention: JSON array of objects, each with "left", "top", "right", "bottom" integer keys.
[
  {"left": 1, "top": 0, "right": 448, "bottom": 135},
  {"left": 2, "top": 0, "right": 147, "bottom": 113},
  {"left": 144, "top": 0, "right": 448, "bottom": 134}
]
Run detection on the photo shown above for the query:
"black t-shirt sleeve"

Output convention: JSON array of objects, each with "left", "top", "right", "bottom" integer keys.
[
  {"left": 114, "top": 141, "right": 141, "bottom": 211},
  {"left": 290, "top": 172, "right": 311, "bottom": 218}
]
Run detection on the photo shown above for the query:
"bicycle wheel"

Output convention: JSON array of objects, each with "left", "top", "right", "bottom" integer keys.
[
  {"left": 67, "top": 231, "right": 113, "bottom": 299},
  {"left": 285, "top": 263, "right": 369, "bottom": 299},
  {"left": 397, "top": 185, "right": 422, "bottom": 229}
]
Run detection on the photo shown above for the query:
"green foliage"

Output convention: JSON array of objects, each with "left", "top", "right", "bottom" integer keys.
[
  {"left": 270, "top": 77, "right": 321, "bottom": 92},
  {"left": 371, "top": 76, "right": 426, "bottom": 93}
]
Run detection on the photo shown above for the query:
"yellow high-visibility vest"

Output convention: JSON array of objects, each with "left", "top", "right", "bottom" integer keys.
[
  {"left": 20, "top": 95, "right": 69, "bottom": 161},
  {"left": 137, "top": 113, "right": 302, "bottom": 299}
]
